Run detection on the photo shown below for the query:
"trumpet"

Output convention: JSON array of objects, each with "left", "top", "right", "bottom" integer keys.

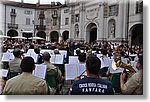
[{"left": 112, "top": 54, "right": 136, "bottom": 78}]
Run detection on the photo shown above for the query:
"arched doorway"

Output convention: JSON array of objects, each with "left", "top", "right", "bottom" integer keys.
[
  {"left": 50, "top": 31, "right": 59, "bottom": 42},
  {"left": 37, "top": 31, "right": 46, "bottom": 39},
  {"left": 7, "top": 30, "right": 18, "bottom": 37},
  {"left": 129, "top": 24, "right": 143, "bottom": 47},
  {"left": 86, "top": 23, "right": 97, "bottom": 44},
  {"left": 22, "top": 32, "right": 32, "bottom": 38},
  {"left": 62, "top": 31, "right": 69, "bottom": 41}
]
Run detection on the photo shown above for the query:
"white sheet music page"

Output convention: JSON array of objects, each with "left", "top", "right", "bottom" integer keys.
[
  {"left": 65, "top": 64, "right": 78, "bottom": 80},
  {"left": 32, "top": 64, "right": 47, "bottom": 79}
]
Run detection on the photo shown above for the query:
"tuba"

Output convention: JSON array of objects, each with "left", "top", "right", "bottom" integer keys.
[{"left": 112, "top": 54, "right": 136, "bottom": 78}]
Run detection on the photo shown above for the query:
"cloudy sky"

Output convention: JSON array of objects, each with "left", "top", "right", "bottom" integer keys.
[{"left": 8, "top": 0, "right": 65, "bottom": 4}]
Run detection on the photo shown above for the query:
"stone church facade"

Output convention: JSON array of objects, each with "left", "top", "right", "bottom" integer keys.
[{"left": 1, "top": 0, "right": 143, "bottom": 46}]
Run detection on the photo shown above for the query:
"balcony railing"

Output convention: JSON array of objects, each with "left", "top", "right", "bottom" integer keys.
[
  {"left": 8, "top": 23, "right": 18, "bottom": 29},
  {"left": 36, "top": 25, "right": 46, "bottom": 30},
  {"left": 10, "top": 12, "right": 16, "bottom": 17}
]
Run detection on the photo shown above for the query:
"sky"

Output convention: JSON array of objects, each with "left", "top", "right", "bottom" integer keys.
[{"left": 8, "top": 0, "right": 65, "bottom": 4}]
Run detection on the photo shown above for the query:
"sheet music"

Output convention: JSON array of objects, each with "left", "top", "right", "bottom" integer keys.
[
  {"left": 23, "top": 53, "right": 30, "bottom": 57},
  {"left": 1, "top": 53, "right": 11, "bottom": 62},
  {"left": 32, "top": 64, "right": 47, "bottom": 79},
  {"left": 100, "top": 57, "right": 110, "bottom": 68},
  {"left": 9, "top": 53, "right": 15, "bottom": 60},
  {"left": 96, "top": 54, "right": 103, "bottom": 59},
  {"left": 59, "top": 50, "right": 67, "bottom": 58},
  {"left": 65, "top": 64, "right": 78, "bottom": 80},
  {"left": 65, "top": 64, "right": 86, "bottom": 80},
  {"left": 50, "top": 55, "right": 64, "bottom": 64},
  {"left": 7, "top": 49, "right": 14, "bottom": 53},
  {"left": 27, "top": 49, "right": 34, "bottom": 55},
  {"left": 78, "top": 64, "right": 86, "bottom": 76},
  {"left": 69, "top": 56, "right": 79, "bottom": 64},
  {"left": 0, "top": 69, "right": 9, "bottom": 78},
  {"left": 30, "top": 53, "right": 38, "bottom": 63}
]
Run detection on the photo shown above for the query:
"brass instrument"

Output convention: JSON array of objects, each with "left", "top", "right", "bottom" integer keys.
[{"left": 112, "top": 54, "right": 136, "bottom": 78}]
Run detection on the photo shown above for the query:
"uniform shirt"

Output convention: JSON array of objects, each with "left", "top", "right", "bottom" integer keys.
[
  {"left": 122, "top": 69, "right": 143, "bottom": 95},
  {"left": 43, "top": 61, "right": 62, "bottom": 77},
  {"left": 9, "top": 58, "right": 22, "bottom": 72},
  {"left": 3, "top": 72, "right": 48, "bottom": 95},
  {"left": 70, "top": 77, "right": 114, "bottom": 95}
]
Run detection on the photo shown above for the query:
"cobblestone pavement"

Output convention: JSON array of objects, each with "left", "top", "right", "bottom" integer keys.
[{"left": 61, "top": 80, "right": 72, "bottom": 95}]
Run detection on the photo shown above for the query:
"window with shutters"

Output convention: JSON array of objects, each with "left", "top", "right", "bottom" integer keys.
[
  {"left": 26, "top": 18, "right": 30, "bottom": 25},
  {"left": 65, "top": 18, "right": 69, "bottom": 25}
]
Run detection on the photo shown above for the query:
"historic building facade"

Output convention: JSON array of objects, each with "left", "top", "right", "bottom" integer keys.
[
  {"left": 61, "top": 0, "right": 143, "bottom": 46},
  {"left": 0, "top": 0, "right": 143, "bottom": 46}
]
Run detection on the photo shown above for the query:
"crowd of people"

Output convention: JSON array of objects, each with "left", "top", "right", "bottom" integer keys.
[{"left": 0, "top": 38, "right": 143, "bottom": 95}]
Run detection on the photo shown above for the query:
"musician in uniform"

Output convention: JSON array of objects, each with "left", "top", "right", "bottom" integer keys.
[
  {"left": 42, "top": 52, "right": 64, "bottom": 94},
  {"left": 70, "top": 55, "right": 114, "bottom": 95},
  {"left": 120, "top": 55, "right": 143, "bottom": 95},
  {"left": 3, "top": 57, "right": 48, "bottom": 95},
  {"left": 9, "top": 48, "right": 22, "bottom": 73}
]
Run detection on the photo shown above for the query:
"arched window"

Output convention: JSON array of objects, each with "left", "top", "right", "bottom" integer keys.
[
  {"left": 50, "top": 31, "right": 59, "bottom": 42},
  {"left": 62, "top": 31, "right": 69, "bottom": 41}
]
